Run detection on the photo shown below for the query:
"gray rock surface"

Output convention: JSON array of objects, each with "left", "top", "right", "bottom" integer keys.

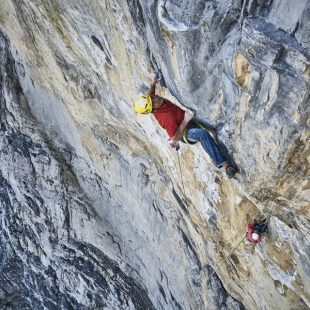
[{"left": 0, "top": 0, "right": 309, "bottom": 309}]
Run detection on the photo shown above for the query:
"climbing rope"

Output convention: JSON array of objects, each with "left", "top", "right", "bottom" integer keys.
[
  {"left": 206, "top": 234, "right": 247, "bottom": 283},
  {"left": 176, "top": 149, "right": 186, "bottom": 199}
]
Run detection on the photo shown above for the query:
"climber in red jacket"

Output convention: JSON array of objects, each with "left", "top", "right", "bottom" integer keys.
[
  {"left": 134, "top": 75, "right": 237, "bottom": 178},
  {"left": 247, "top": 218, "right": 269, "bottom": 243}
]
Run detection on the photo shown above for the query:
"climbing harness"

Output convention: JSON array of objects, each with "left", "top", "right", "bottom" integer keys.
[
  {"left": 182, "top": 120, "right": 202, "bottom": 144},
  {"left": 182, "top": 120, "right": 211, "bottom": 144}
]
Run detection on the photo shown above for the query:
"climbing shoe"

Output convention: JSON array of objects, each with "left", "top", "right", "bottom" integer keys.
[{"left": 226, "top": 165, "right": 237, "bottom": 178}]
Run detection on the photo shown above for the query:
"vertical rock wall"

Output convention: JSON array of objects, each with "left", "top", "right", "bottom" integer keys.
[{"left": 0, "top": 0, "right": 309, "bottom": 309}]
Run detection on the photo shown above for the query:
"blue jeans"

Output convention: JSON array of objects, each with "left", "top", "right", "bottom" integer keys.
[{"left": 186, "top": 128, "right": 226, "bottom": 167}]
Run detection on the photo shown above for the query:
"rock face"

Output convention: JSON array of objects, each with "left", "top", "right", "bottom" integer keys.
[{"left": 0, "top": 1, "right": 309, "bottom": 309}]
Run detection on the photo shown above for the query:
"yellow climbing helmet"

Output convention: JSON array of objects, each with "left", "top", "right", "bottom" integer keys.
[{"left": 134, "top": 95, "right": 152, "bottom": 114}]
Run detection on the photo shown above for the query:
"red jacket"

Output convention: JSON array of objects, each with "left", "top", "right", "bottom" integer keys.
[
  {"left": 152, "top": 100, "right": 185, "bottom": 138},
  {"left": 247, "top": 224, "right": 262, "bottom": 243}
]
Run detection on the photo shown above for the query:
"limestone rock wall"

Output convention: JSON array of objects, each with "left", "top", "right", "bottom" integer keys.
[{"left": 0, "top": 1, "right": 309, "bottom": 309}]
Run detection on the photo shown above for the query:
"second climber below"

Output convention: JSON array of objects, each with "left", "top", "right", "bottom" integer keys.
[{"left": 134, "top": 75, "right": 237, "bottom": 178}]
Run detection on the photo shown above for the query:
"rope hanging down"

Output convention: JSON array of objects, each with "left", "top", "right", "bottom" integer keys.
[
  {"left": 206, "top": 234, "right": 246, "bottom": 283},
  {"left": 176, "top": 149, "right": 186, "bottom": 198}
]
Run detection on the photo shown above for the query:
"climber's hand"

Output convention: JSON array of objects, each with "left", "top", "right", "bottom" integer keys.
[
  {"left": 168, "top": 139, "right": 180, "bottom": 151},
  {"left": 155, "top": 71, "right": 163, "bottom": 81},
  {"left": 152, "top": 75, "right": 158, "bottom": 85}
]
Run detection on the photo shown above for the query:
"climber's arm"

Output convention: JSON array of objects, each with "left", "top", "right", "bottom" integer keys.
[{"left": 146, "top": 76, "right": 158, "bottom": 96}]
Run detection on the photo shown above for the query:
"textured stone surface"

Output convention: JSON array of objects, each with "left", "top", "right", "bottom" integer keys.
[{"left": 0, "top": 0, "right": 309, "bottom": 309}]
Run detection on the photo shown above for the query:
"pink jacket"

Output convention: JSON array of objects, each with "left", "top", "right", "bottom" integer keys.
[{"left": 247, "top": 224, "right": 262, "bottom": 243}]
